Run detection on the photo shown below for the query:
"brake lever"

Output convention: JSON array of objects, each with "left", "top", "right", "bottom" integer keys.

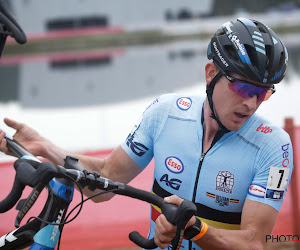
[
  {"left": 15, "top": 183, "right": 44, "bottom": 228},
  {"left": 162, "top": 200, "right": 197, "bottom": 250},
  {"left": 129, "top": 199, "right": 197, "bottom": 250},
  {"left": 0, "top": 0, "right": 27, "bottom": 44}
]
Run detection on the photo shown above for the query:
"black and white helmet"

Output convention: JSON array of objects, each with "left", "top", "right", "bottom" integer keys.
[{"left": 207, "top": 17, "right": 288, "bottom": 84}]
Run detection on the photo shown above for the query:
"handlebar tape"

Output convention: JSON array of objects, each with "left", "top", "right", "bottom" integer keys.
[
  {"left": 0, "top": 159, "right": 66, "bottom": 213},
  {"left": 0, "top": 0, "right": 27, "bottom": 44},
  {"left": 129, "top": 231, "right": 157, "bottom": 249},
  {"left": 114, "top": 184, "right": 163, "bottom": 207},
  {"left": 115, "top": 184, "right": 197, "bottom": 249},
  {"left": 113, "top": 184, "right": 163, "bottom": 249},
  {"left": 0, "top": 176, "right": 25, "bottom": 213},
  {"left": 6, "top": 138, "right": 36, "bottom": 160}
]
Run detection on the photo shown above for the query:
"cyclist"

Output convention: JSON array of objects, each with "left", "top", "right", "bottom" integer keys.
[{"left": 0, "top": 17, "right": 293, "bottom": 250}]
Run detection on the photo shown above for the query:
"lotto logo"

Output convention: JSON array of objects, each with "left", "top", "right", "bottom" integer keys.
[
  {"left": 165, "top": 156, "right": 184, "bottom": 174},
  {"left": 256, "top": 123, "right": 272, "bottom": 134},
  {"left": 176, "top": 97, "right": 192, "bottom": 110}
]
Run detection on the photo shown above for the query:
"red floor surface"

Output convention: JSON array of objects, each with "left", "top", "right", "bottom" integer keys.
[{"left": 0, "top": 128, "right": 299, "bottom": 249}]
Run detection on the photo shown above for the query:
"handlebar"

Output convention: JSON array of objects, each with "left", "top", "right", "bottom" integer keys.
[
  {"left": 0, "top": 0, "right": 27, "bottom": 44},
  {"left": 0, "top": 139, "right": 197, "bottom": 249}
]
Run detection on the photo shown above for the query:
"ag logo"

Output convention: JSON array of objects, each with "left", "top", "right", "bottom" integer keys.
[
  {"left": 176, "top": 97, "right": 192, "bottom": 111},
  {"left": 165, "top": 156, "right": 184, "bottom": 173},
  {"left": 216, "top": 171, "right": 234, "bottom": 194},
  {"left": 160, "top": 174, "right": 182, "bottom": 190},
  {"left": 126, "top": 134, "right": 149, "bottom": 157}
]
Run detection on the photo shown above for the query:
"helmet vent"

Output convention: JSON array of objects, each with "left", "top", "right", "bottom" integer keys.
[
  {"left": 244, "top": 44, "right": 257, "bottom": 66},
  {"left": 254, "top": 22, "right": 268, "bottom": 33},
  {"left": 265, "top": 45, "right": 272, "bottom": 68},
  {"left": 224, "top": 45, "right": 238, "bottom": 61}
]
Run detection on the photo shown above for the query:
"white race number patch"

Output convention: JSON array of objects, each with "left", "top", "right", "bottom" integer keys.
[{"left": 265, "top": 167, "right": 290, "bottom": 200}]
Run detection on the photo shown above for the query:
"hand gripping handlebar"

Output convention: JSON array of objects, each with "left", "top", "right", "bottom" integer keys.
[{"left": 0, "top": 139, "right": 197, "bottom": 250}]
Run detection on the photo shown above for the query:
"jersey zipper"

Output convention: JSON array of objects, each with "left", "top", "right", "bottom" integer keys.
[
  {"left": 189, "top": 128, "right": 226, "bottom": 250},
  {"left": 192, "top": 152, "right": 206, "bottom": 203},
  {"left": 192, "top": 127, "right": 226, "bottom": 203},
  {"left": 189, "top": 152, "right": 206, "bottom": 250}
]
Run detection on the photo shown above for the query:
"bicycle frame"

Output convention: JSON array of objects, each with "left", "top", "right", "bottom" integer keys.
[
  {"left": 0, "top": 139, "right": 197, "bottom": 250},
  {"left": 0, "top": 177, "right": 74, "bottom": 250}
]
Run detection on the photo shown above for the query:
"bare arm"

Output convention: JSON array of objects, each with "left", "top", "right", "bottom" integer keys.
[
  {"left": 0, "top": 118, "right": 142, "bottom": 202},
  {"left": 155, "top": 197, "right": 278, "bottom": 250},
  {"left": 43, "top": 143, "right": 142, "bottom": 202},
  {"left": 193, "top": 199, "right": 278, "bottom": 249}
]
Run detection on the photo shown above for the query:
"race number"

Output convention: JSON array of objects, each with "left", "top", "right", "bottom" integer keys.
[{"left": 266, "top": 167, "right": 290, "bottom": 200}]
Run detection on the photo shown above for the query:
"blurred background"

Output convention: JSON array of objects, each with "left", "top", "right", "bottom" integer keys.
[{"left": 0, "top": 0, "right": 299, "bottom": 249}]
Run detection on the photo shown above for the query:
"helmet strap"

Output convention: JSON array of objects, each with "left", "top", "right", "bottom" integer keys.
[{"left": 205, "top": 71, "right": 230, "bottom": 146}]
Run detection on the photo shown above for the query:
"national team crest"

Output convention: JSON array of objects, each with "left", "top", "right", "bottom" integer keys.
[{"left": 216, "top": 171, "right": 234, "bottom": 194}]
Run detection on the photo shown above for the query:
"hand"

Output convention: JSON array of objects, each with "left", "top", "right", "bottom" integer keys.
[
  {"left": 0, "top": 118, "right": 49, "bottom": 157},
  {"left": 154, "top": 195, "right": 196, "bottom": 249}
]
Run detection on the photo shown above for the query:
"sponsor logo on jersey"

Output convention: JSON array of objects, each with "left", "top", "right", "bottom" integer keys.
[
  {"left": 206, "top": 192, "right": 239, "bottom": 206},
  {"left": 256, "top": 123, "right": 272, "bottom": 134},
  {"left": 216, "top": 195, "right": 229, "bottom": 206},
  {"left": 165, "top": 156, "right": 184, "bottom": 174},
  {"left": 213, "top": 41, "right": 229, "bottom": 67},
  {"left": 281, "top": 143, "right": 290, "bottom": 167},
  {"left": 145, "top": 97, "right": 159, "bottom": 112},
  {"left": 160, "top": 174, "right": 182, "bottom": 190},
  {"left": 265, "top": 189, "right": 284, "bottom": 200},
  {"left": 176, "top": 97, "right": 192, "bottom": 111},
  {"left": 127, "top": 116, "right": 143, "bottom": 138},
  {"left": 248, "top": 184, "right": 266, "bottom": 198},
  {"left": 126, "top": 134, "right": 149, "bottom": 157},
  {"left": 216, "top": 171, "right": 234, "bottom": 194}
]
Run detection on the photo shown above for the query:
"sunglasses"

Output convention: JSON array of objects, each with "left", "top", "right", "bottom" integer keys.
[
  {"left": 228, "top": 80, "right": 275, "bottom": 102},
  {"left": 216, "top": 67, "right": 275, "bottom": 103}
]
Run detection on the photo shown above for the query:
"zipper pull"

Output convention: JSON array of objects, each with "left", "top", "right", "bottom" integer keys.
[{"left": 200, "top": 152, "right": 205, "bottom": 162}]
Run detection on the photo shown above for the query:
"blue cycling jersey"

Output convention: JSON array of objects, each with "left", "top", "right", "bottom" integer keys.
[{"left": 121, "top": 93, "right": 293, "bottom": 250}]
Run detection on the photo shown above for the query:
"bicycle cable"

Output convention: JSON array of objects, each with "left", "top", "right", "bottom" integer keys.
[
  {"left": 57, "top": 188, "right": 118, "bottom": 250},
  {"left": 22, "top": 173, "right": 117, "bottom": 250}
]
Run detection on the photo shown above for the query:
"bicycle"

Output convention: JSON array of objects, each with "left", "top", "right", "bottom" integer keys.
[
  {"left": 0, "top": 3, "right": 197, "bottom": 249},
  {"left": 0, "top": 0, "right": 26, "bottom": 57},
  {"left": 0, "top": 134, "right": 197, "bottom": 250}
]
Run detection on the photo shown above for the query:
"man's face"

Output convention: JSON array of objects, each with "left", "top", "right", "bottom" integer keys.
[{"left": 212, "top": 73, "right": 273, "bottom": 131}]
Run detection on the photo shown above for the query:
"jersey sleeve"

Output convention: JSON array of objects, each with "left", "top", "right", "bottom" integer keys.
[
  {"left": 121, "top": 94, "right": 174, "bottom": 169},
  {"left": 246, "top": 130, "right": 294, "bottom": 212}
]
